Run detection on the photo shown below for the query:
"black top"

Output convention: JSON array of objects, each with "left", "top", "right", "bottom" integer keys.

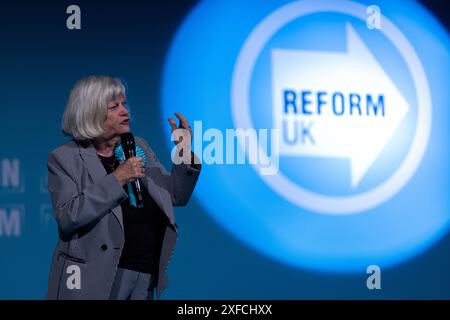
[{"left": 98, "top": 153, "right": 169, "bottom": 275}]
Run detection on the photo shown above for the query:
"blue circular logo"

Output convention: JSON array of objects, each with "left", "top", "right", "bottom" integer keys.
[{"left": 162, "top": 0, "right": 450, "bottom": 272}]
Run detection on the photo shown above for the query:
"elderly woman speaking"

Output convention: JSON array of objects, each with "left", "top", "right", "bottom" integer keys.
[{"left": 46, "top": 75, "right": 201, "bottom": 300}]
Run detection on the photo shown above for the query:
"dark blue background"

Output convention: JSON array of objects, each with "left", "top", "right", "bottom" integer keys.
[{"left": 0, "top": 0, "right": 449, "bottom": 299}]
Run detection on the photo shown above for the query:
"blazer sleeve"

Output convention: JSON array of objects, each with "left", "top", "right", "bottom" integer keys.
[
  {"left": 47, "top": 150, "right": 128, "bottom": 236},
  {"left": 136, "top": 137, "right": 201, "bottom": 207}
]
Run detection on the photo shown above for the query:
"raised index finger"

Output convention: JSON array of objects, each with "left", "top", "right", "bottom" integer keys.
[{"left": 174, "top": 112, "right": 190, "bottom": 127}]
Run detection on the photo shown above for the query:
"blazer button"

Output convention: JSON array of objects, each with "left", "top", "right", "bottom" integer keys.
[{"left": 101, "top": 244, "right": 108, "bottom": 251}]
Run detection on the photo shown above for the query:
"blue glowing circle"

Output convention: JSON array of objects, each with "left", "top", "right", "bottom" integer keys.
[{"left": 162, "top": 0, "right": 450, "bottom": 272}]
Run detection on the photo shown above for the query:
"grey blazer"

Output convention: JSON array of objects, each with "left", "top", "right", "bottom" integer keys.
[{"left": 45, "top": 137, "right": 201, "bottom": 299}]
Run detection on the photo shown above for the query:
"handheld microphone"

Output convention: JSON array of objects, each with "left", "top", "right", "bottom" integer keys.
[{"left": 120, "top": 132, "right": 144, "bottom": 208}]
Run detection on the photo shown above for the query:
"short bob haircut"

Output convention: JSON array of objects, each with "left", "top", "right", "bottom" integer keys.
[{"left": 62, "top": 75, "right": 126, "bottom": 141}]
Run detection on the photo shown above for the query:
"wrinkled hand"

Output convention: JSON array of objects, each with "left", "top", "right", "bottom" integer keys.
[
  {"left": 168, "top": 112, "right": 192, "bottom": 145},
  {"left": 113, "top": 157, "right": 145, "bottom": 186}
]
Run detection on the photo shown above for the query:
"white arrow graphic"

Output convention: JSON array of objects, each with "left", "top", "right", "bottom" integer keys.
[{"left": 271, "top": 23, "right": 409, "bottom": 188}]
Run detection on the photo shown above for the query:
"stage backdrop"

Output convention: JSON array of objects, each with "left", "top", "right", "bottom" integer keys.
[{"left": 1, "top": 0, "right": 449, "bottom": 299}]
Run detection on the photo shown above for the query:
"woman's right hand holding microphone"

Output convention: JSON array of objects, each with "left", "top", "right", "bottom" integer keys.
[{"left": 113, "top": 157, "right": 145, "bottom": 186}]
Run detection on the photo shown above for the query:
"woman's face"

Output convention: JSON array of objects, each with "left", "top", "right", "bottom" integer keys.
[{"left": 102, "top": 94, "right": 130, "bottom": 140}]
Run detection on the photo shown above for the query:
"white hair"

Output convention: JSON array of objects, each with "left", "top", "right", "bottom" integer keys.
[{"left": 62, "top": 75, "right": 126, "bottom": 140}]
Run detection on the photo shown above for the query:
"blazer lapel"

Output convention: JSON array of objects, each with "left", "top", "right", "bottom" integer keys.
[
  {"left": 135, "top": 140, "right": 175, "bottom": 225},
  {"left": 141, "top": 172, "right": 174, "bottom": 224},
  {"left": 77, "top": 141, "right": 124, "bottom": 232}
]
